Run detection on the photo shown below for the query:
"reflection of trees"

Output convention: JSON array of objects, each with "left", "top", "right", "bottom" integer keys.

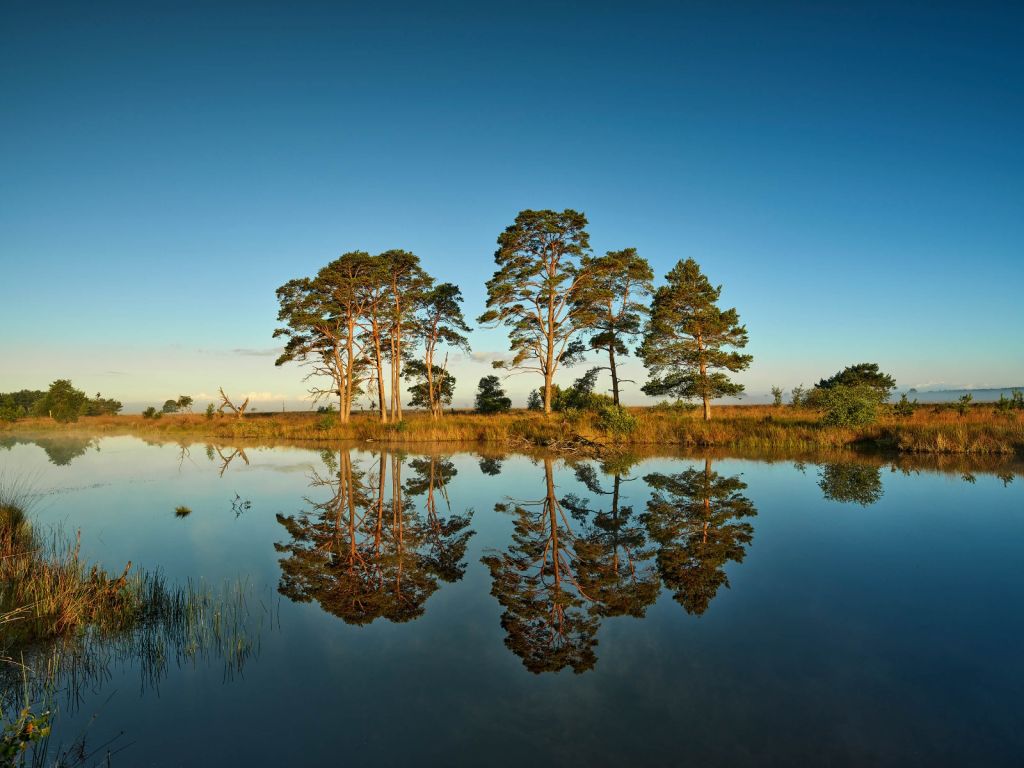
[
  {"left": 213, "top": 446, "right": 249, "bottom": 477},
  {"left": 643, "top": 459, "right": 756, "bottom": 616},
  {"left": 275, "top": 450, "right": 473, "bottom": 625},
  {"left": 561, "top": 461, "right": 659, "bottom": 619},
  {"left": 478, "top": 456, "right": 504, "bottom": 476},
  {"left": 818, "top": 462, "right": 883, "bottom": 506},
  {"left": 0, "top": 435, "right": 98, "bottom": 466},
  {"left": 404, "top": 457, "right": 474, "bottom": 582},
  {"left": 482, "top": 458, "right": 599, "bottom": 674}
]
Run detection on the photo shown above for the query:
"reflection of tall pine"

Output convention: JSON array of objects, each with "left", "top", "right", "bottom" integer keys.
[
  {"left": 639, "top": 259, "right": 751, "bottom": 420},
  {"left": 643, "top": 460, "right": 756, "bottom": 616}
]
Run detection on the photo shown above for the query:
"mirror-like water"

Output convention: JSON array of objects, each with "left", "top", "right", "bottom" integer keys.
[{"left": 1, "top": 435, "right": 1021, "bottom": 766}]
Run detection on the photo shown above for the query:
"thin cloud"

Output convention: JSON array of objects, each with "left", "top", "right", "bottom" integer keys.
[{"left": 232, "top": 347, "right": 282, "bottom": 357}]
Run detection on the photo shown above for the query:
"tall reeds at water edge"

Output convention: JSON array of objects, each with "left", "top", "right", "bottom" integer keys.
[{"left": 0, "top": 475, "right": 263, "bottom": 764}]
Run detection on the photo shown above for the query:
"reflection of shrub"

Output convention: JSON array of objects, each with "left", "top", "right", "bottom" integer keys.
[
  {"left": 809, "top": 384, "right": 886, "bottom": 427},
  {"left": 598, "top": 405, "right": 637, "bottom": 436},
  {"left": 818, "top": 463, "right": 884, "bottom": 506}
]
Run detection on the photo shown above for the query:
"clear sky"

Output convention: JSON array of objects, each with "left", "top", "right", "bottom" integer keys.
[{"left": 2, "top": 1, "right": 1022, "bottom": 410}]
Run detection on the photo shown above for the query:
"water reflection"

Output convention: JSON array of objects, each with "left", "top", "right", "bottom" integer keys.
[
  {"left": 274, "top": 451, "right": 474, "bottom": 625},
  {"left": 817, "top": 462, "right": 885, "bottom": 506},
  {"left": 643, "top": 459, "right": 756, "bottom": 616},
  {"left": 482, "top": 457, "right": 599, "bottom": 674},
  {"left": 482, "top": 456, "right": 758, "bottom": 673},
  {"left": 0, "top": 434, "right": 99, "bottom": 466}
]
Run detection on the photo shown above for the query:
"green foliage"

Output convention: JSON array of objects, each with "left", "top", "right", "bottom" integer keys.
[
  {"left": 477, "top": 209, "right": 594, "bottom": 412},
  {"left": 790, "top": 384, "right": 806, "bottom": 408},
  {"left": 573, "top": 247, "right": 654, "bottom": 405},
  {"left": 894, "top": 392, "right": 918, "bottom": 418},
  {"left": 597, "top": 404, "right": 637, "bottom": 436},
  {"left": 818, "top": 463, "right": 884, "bottom": 506},
  {"left": 551, "top": 368, "right": 613, "bottom": 412},
  {"left": 0, "top": 391, "right": 45, "bottom": 422},
  {"left": 957, "top": 392, "right": 973, "bottom": 415},
  {"left": 32, "top": 380, "right": 88, "bottom": 423},
  {"left": 176, "top": 395, "right": 194, "bottom": 412},
  {"left": 82, "top": 392, "right": 122, "bottom": 416},
  {"left": 526, "top": 389, "right": 543, "bottom": 411},
  {"left": 1, "top": 706, "right": 51, "bottom": 764},
  {"left": 404, "top": 360, "right": 456, "bottom": 411},
  {"left": 816, "top": 363, "right": 896, "bottom": 399},
  {"left": 204, "top": 403, "right": 216, "bottom": 420},
  {"left": 141, "top": 406, "right": 161, "bottom": 420},
  {"left": 474, "top": 376, "right": 512, "bottom": 414},
  {"left": 639, "top": 258, "right": 751, "bottom": 417},
  {"left": 161, "top": 399, "right": 180, "bottom": 414},
  {"left": 770, "top": 386, "right": 784, "bottom": 407},
  {"left": 813, "top": 384, "right": 887, "bottom": 427}
]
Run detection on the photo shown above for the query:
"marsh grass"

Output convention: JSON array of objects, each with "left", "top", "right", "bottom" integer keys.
[
  {"left": 4, "top": 404, "right": 1021, "bottom": 455},
  {"left": 0, "top": 480, "right": 262, "bottom": 764}
]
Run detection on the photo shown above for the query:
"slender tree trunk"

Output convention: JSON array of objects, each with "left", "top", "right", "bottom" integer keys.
[
  {"left": 697, "top": 332, "right": 710, "bottom": 421},
  {"left": 343, "top": 317, "right": 356, "bottom": 423},
  {"left": 545, "top": 458, "right": 559, "bottom": 587},
  {"left": 608, "top": 344, "right": 620, "bottom": 407},
  {"left": 393, "top": 315, "right": 403, "bottom": 421},
  {"left": 370, "top": 311, "right": 388, "bottom": 423}
]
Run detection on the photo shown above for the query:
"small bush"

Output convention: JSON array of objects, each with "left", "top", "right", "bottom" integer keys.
[
  {"left": 957, "top": 393, "right": 973, "bottom": 416},
  {"left": 811, "top": 384, "right": 886, "bottom": 427},
  {"left": 205, "top": 403, "right": 216, "bottom": 420},
  {"left": 894, "top": 393, "right": 918, "bottom": 418},
  {"left": 598, "top": 405, "right": 637, "bottom": 436},
  {"left": 141, "top": 407, "right": 160, "bottom": 420},
  {"left": 790, "top": 385, "right": 806, "bottom": 408}
]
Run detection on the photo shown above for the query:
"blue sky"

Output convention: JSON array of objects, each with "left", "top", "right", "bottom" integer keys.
[{"left": 2, "top": 1, "right": 1022, "bottom": 409}]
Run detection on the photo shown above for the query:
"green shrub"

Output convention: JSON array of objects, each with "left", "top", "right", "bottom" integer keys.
[
  {"left": 811, "top": 384, "right": 886, "bottom": 427},
  {"left": 205, "top": 403, "right": 216, "bottom": 420},
  {"left": 141, "top": 406, "right": 161, "bottom": 420},
  {"left": 957, "top": 393, "right": 973, "bottom": 416},
  {"left": 598, "top": 405, "right": 637, "bottom": 436},
  {"left": 475, "top": 376, "right": 512, "bottom": 414},
  {"left": 893, "top": 393, "right": 918, "bottom": 418}
]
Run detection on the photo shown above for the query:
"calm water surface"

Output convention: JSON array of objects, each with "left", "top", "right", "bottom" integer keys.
[{"left": 1, "top": 435, "right": 1022, "bottom": 767}]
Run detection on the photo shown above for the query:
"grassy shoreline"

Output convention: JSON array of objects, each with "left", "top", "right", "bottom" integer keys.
[{"left": 3, "top": 405, "right": 1021, "bottom": 455}]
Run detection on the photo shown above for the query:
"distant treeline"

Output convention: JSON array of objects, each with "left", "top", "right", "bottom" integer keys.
[{"left": 0, "top": 380, "right": 121, "bottom": 423}]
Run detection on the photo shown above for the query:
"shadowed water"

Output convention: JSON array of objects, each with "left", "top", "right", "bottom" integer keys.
[{"left": 1, "top": 435, "right": 1021, "bottom": 766}]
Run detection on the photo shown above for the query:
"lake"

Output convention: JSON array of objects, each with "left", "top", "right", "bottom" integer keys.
[{"left": 1, "top": 435, "right": 1022, "bottom": 766}]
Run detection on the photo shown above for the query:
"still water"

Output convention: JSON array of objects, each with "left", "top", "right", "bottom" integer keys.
[{"left": 1, "top": 435, "right": 1022, "bottom": 766}]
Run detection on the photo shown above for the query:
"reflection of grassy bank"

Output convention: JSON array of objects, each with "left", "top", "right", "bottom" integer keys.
[
  {"left": 3, "top": 405, "right": 1023, "bottom": 455},
  {"left": 0, "top": 479, "right": 261, "bottom": 763}
]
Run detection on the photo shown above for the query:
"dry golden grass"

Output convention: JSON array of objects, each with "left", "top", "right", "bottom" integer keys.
[{"left": 2, "top": 404, "right": 1022, "bottom": 454}]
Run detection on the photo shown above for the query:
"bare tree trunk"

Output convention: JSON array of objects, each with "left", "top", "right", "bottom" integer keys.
[
  {"left": 698, "top": 333, "right": 711, "bottom": 421},
  {"left": 393, "top": 314, "right": 403, "bottom": 422},
  {"left": 608, "top": 345, "right": 620, "bottom": 407}
]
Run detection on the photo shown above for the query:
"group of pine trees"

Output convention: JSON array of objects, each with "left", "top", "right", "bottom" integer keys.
[
  {"left": 277, "top": 209, "right": 752, "bottom": 422},
  {"left": 274, "top": 250, "right": 471, "bottom": 424}
]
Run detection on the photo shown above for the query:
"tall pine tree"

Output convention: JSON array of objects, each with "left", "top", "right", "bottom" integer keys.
[{"left": 639, "top": 258, "right": 751, "bottom": 420}]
